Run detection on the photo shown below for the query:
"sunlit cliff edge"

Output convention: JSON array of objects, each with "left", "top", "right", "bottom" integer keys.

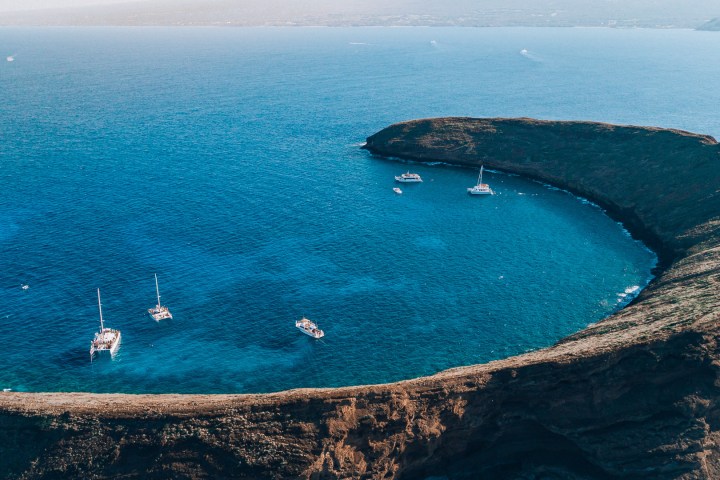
[{"left": 1, "top": 117, "right": 720, "bottom": 479}]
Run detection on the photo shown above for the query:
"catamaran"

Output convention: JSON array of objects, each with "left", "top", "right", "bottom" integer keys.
[
  {"left": 467, "top": 165, "right": 494, "bottom": 195},
  {"left": 395, "top": 171, "right": 423, "bottom": 183},
  {"left": 148, "top": 273, "right": 173, "bottom": 321},
  {"left": 90, "top": 288, "right": 121, "bottom": 357},
  {"left": 296, "top": 317, "right": 324, "bottom": 339}
]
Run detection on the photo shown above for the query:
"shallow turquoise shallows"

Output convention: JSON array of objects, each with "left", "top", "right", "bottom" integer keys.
[{"left": 4, "top": 26, "right": 718, "bottom": 393}]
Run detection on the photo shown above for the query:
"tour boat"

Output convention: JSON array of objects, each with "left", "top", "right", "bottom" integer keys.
[
  {"left": 296, "top": 317, "right": 324, "bottom": 339},
  {"left": 90, "top": 289, "right": 121, "bottom": 357},
  {"left": 467, "top": 165, "right": 494, "bottom": 195},
  {"left": 393, "top": 187, "right": 403, "bottom": 194},
  {"left": 395, "top": 171, "right": 423, "bottom": 183},
  {"left": 148, "top": 273, "right": 173, "bottom": 321}
]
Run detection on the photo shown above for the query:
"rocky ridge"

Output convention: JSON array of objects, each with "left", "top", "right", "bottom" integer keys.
[{"left": 1, "top": 117, "right": 720, "bottom": 479}]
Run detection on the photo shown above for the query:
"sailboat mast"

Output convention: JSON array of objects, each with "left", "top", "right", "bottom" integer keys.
[
  {"left": 480, "top": 165, "right": 484, "bottom": 184},
  {"left": 155, "top": 273, "right": 161, "bottom": 306},
  {"left": 97, "top": 288, "right": 104, "bottom": 331}
]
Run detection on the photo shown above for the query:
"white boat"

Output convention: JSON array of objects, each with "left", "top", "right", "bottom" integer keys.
[
  {"left": 90, "top": 289, "right": 121, "bottom": 357},
  {"left": 467, "top": 165, "right": 494, "bottom": 195},
  {"left": 395, "top": 171, "right": 423, "bottom": 183},
  {"left": 393, "top": 187, "right": 403, "bottom": 194},
  {"left": 148, "top": 273, "right": 173, "bottom": 321},
  {"left": 296, "top": 317, "right": 324, "bottom": 339}
]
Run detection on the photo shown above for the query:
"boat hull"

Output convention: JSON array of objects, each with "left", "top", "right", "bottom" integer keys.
[
  {"left": 109, "top": 332, "right": 121, "bottom": 354},
  {"left": 296, "top": 327, "right": 324, "bottom": 339}
]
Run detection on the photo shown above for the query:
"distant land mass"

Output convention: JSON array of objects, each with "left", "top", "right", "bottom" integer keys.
[
  {"left": 0, "top": 0, "right": 718, "bottom": 28},
  {"left": 697, "top": 17, "right": 720, "bottom": 30}
]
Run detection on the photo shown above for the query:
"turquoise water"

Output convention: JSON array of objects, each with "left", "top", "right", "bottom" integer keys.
[{"left": 3, "top": 26, "right": 716, "bottom": 394}]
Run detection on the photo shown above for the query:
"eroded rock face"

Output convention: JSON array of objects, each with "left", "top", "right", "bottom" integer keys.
[{"left": 2, "top": 118, "right": 720, "bottom": 479}]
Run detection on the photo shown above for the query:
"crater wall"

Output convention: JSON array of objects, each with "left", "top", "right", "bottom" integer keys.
[{"left": 2, "top": 118, "right": 719, "bottom": 479}]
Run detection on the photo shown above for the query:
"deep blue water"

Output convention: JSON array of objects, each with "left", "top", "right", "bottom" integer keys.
[{"left": 3, "top": 26, "right": 716, "bottom": 394}]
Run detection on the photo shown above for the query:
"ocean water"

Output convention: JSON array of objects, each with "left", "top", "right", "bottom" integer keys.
[{"left": 2, "top": 26, "right": 716, "bottom": 394}]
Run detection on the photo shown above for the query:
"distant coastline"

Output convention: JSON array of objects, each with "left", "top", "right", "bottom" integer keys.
[
  {"left": 697, "top": 17, "right": 720, "bottom": 30},
  {"left": 0, "top": 21, "right": 716, "bottom": 29},
  {"left": 0, "top": 1, "right": 717, "bottom": 29}
]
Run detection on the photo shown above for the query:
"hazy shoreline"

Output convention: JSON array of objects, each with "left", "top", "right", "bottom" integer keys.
[{"left": 0, "top": 0, "right": 716, "bottom": 29}]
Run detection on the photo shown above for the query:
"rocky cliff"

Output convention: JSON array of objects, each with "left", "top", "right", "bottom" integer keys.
[{"left": 2, "top": 117, "right": 720, "bottom": 479}]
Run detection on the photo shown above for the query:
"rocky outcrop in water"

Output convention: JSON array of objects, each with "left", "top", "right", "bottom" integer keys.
[{"left": 2, "top": 117, "right": 720, "bottom": 479}]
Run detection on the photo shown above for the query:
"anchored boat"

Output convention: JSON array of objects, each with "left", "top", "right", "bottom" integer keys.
[
  {"left": 148, "top": 273, "right": 173, "bottom": 321},
  {"left": 296, "top": 317, "right": 324, "bottom": 339},
  {"left": 90, "top": 288, "right": 121, "bottom": 357},
  {"left": 395, "top": 171, "right": 423, "bottom": 183},
  {"left": 467, "top": 165, "right": 494, "bottom": 195}
]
